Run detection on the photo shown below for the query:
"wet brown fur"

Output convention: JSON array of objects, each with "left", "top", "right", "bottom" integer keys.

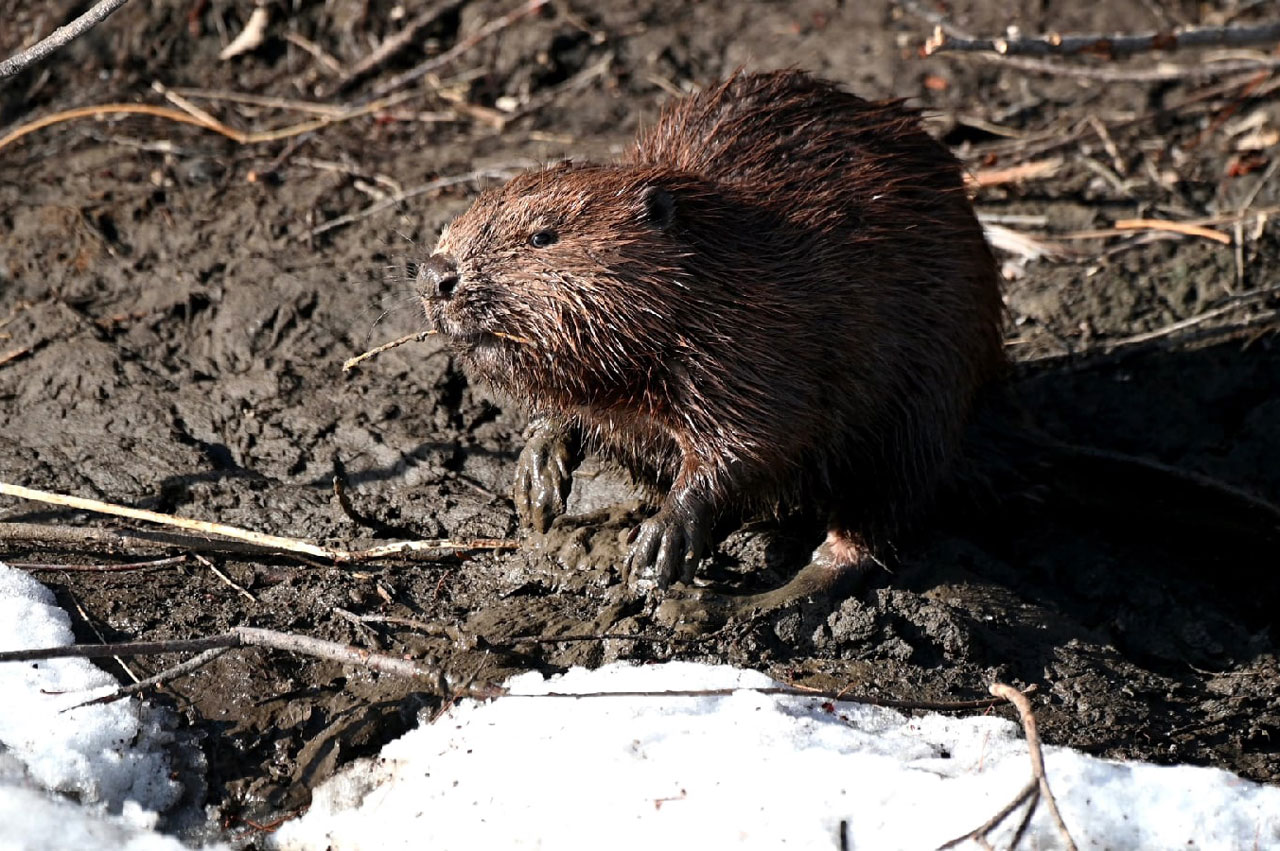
[{"left": 427, "top": 70, "right": 1005, "bottom": 552}]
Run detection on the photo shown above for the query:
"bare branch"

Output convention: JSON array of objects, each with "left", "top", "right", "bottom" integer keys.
[
  {"left": 366, "top": 0, "right": 549, "bottom": 101},
  {"left": 939, "top": 683, "right": 1078, "bottom": 851},
  {"left": 924, "top": 21, "right": 1280, "bottom": 57},
  {"left": 331, "top": 0, "right": 462, "bottom": 94},
  {"left": 0, "top": 0, "right": 133, "bottom": 78},
  {"left": 969, "top": 53, "right": 1280, "bottom": 83}
]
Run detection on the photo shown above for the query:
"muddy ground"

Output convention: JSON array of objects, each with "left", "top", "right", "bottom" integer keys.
[{"left": 2, "top": 0, "right": 1279, "bottom": 844}]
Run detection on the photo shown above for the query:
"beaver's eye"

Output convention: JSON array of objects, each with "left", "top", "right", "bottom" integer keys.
[{"left": 528, "top": 230, "right": 558, "bottom": 248}]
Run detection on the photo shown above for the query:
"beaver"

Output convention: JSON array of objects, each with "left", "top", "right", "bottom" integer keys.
[{"left": 418, "top": 69, "right": 1005, "bottom": 613}]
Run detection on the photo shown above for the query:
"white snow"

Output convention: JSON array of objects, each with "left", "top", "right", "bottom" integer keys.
[
  {"left": 3, "top": 559, "right": 1279, "bottom": 851},
  {"left": 0, "top": 562, "right": 209, "bottom": 851},
  {"left": 276, "top": 663, "right": 1280, "bottom": 851}
]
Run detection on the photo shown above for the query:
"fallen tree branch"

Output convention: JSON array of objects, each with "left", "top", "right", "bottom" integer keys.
[
  {"left": 0, "top": 0, "right": 133, "bottom": 78},
  {"left": 924, "top": 21, "right": 1280, "bottom": 57},
  {"left": 940, "top": 682, "right": 1078, "bottom": 850}
]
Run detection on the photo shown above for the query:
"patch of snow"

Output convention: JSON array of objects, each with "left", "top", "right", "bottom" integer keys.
[
  {"left": 0, "top": 562, "right": 220, "bottom": 850},
  {"left": 275, "top": 661, "right": 1280, "bottom": 851}
]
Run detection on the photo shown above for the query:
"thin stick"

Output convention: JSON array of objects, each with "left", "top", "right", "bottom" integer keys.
[
  {"left": 302, "top": 166, "right": 527, "bottom": 239},
  {"left": 0, "top": 0, "right": 133, "bottom": 78},
  {"left": 939, "top": 683, "right": 1077, "bottom": 851},
  {"left": 0, "top": 627, "right": 454, "bottom": 686},
  {"left": 967, "top": 53, "right": 1280, "bottom": 83},
  {"left": 334, "top": 0, "right": 461, "bottom": 92},
  {"left": 924, "top": 21, "right": 1280, "bottom": 57},
  {"left": 9, "top": 555, "right": 189, "bottom": 572},
  {"left": 937, "top": 781, "right": 1038, "bottom": 850},
  {"left": 366, "top": 0, "right": 549, "bottom": 100},
  {"left": 966, "top": 157, "right": 1062, "bottom": 189},
  {"left": 68, "top": 647, "right": 231, "bottom": 709},
  {"left": 167, "top": 87, "right": 350, "bottom": 117},
  {"left": 343, "top": 331, "right": 436, "bottom": 372},
  {"left": 0, "top": 629, "right": 1016, "bottom": 713},
  {"left": 1100, "top": 298, "right": 1278, "bottom": 350},
  {"left": 0, "top": 346, "right": 33, "bottom": 368},
  {"left": 0, "top": 482, "right": 517, "bottom": 562},
  {"left": 0, "top": 92, "right": 412, "bottom": 154},
  {"left": 990, "top": 683, "right": 1077, "bottom": 850},
  {"left": 193, "top": 553, "right": 257, "bottom": 603},
  {"left": 1112, "top": 218, "right": 1231, "bottom": 244},
  {"left": 0, "top": 482, "right": 336, "bottom": 559}
]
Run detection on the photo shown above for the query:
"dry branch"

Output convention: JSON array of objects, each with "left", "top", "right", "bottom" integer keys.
[
  {"left": 366, "top": 0, "right": 549, "bottom": 100},
  {"left": 332, "top": 0, "right": 462, "bottom": 93},
  {"left": 0, "top": 627, "right": 1018, "bottom": 714},
  {"left": 967, "top": 53, "right": 1280, "bottom": 83},
  {"left": 0, "top": 482, "right": 516, "bottom": 563},
  {"left": 0, "top": 90, "right": 413, "bottom": 154},
  {"left": 301, "top": 165, "right": 527, "bottom": 239},
  {"left": 343, "top": 331, "right": 437, "bottom": 371},
  {"left": 0, "top": 0, "right": 133, "bottom": 78},
  {"left": 940, "top": 683, "right": 1078, "bottom": 851},
  {"left": 924, "top": 21, "right": 1280, "bottom": 57}
]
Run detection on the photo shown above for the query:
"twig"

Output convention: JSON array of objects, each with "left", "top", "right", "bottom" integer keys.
[
  {"left": 9, "top": 555, "right": 189, "bottom": 572},
  {"left": 0, "top": 0, "right": 133, "bottom": 78},
  {"left": 0, "top": 482, "right": 517, "bottom": 562},
  {"left": 1098, "top": 290, "right": 1279, "bottom": 350},
  {"left": 963, "top": 53, "right": 1280, "bottom": 83},
  {"left": 193, "top": 553, "right": 257, "bottom": 603},
  {"left": 966, "top": 157, "right": 1062, "bottom": 189},
  {"left": 0, "top": 627, "right": 464, "bottom": 691},
  {"left": 0, "top": 521, "right": 193, "bottom": 555},
  {"left": 365, "top": 0, "right": 549, "bottom": 101},
  {"left": 281, "top": 31, "right": 345, "bottom": 76},
  {"left": 163, "top": 89, "right": 349, "bottom": 117},
  {"left": 301, "top": 165, "right": 526, "bottom": 239},
  {"left": 0, "top": 346, "right": 33, "bottom": 368},
  {"left": 0, "top": 626, "right": 1022, "bottom": 713},
  {"left": 0, "top": 90, "right": 413, "bottom": 154},
  {"left": 343, "top": 331, "right": 436, "bottom": 371},
  {"left": 1113, "top": 218, "right": 1232, "bottom": 244},
  {"left": 332, "top": 0, "right": 461, "bottom": 93},
  {"left": 923, "top": 21, "right": 1280, "bottom": 57},
  {"left": 939, "top": 683, "right": 1077, "bottom": 851},
  {"left": 991, "top": 683, "right": 1077, "bottom": 850},
  {"left": 68, "top": 647, "right": 231, "bottom": 709}
]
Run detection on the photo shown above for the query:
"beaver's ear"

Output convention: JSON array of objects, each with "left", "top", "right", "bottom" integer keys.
[{"left": 639, "top": 185, "right": 675, "bottom": 230}]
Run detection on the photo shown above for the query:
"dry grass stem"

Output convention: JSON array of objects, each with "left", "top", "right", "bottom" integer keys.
[
  {"left": 1112, "top": 218, "right": 1232, "bottom": 244},
  {"left": 967, "top": 157, "right": 1063, "bottom": 188},
  {"left": 0, "top": 88, "right": 415, "bottom": 153}
]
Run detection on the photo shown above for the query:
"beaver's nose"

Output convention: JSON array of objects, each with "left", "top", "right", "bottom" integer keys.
[{"left": 419, "top": 254, "right": 459, "bottom": 299}]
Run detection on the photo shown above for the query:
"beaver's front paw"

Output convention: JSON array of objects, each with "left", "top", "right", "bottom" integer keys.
[
  {"left": 623, "top": 509, "right": 707, "bottom": 592},
  {"left": 513, "top": 423, "right": 574, "bottom": 534}
]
